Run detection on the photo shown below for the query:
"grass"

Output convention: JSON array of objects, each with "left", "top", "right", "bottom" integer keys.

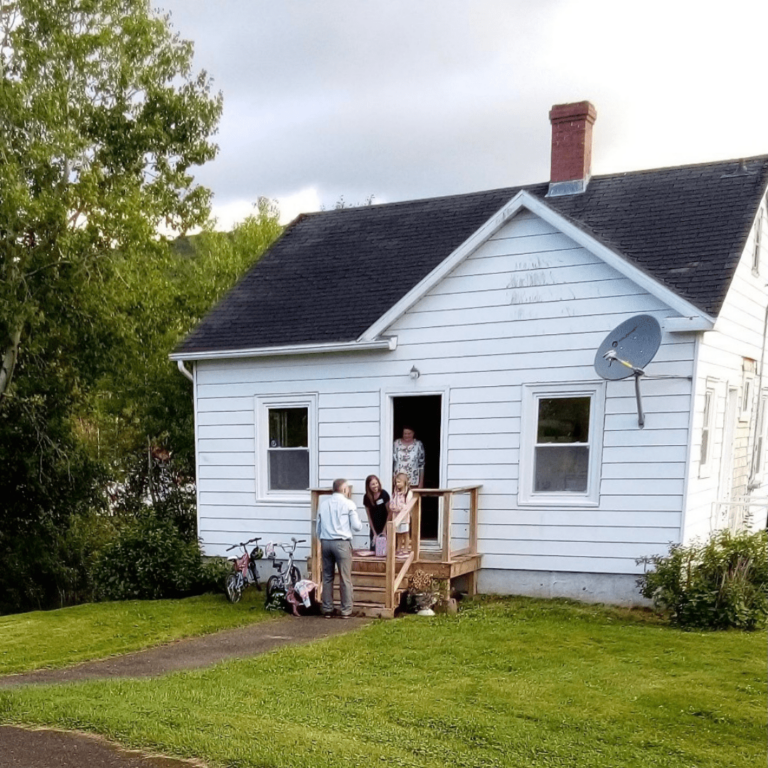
[
  {"left": 0, "top": 589, "right": 272, "bottom": 675},
  {"left": 1, "top": 597, "right": 765, "bottom": 767}
]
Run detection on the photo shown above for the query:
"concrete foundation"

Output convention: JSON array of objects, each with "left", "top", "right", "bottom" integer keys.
[{"left": 477, "top": 568, "right": 651, "bottom": 607}]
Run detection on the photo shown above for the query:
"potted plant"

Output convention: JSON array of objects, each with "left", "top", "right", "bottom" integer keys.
[{"left": 408, "top": 570, "right": 447, "bottom": 616}]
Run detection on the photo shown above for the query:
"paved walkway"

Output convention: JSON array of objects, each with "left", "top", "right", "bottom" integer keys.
[{"left": 0, "top": 615, "right": 370, "bottom": 766}]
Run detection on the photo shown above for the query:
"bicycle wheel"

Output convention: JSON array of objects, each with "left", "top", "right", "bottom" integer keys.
[
  {"left": 248, "top": 564, "right": 262, "bottom": 592},
  {"left": 225, "top": 573, "right": 242, "bottom": 603},
  {"left": 289, "top": 565, "right": 301, "bottom": 586}
]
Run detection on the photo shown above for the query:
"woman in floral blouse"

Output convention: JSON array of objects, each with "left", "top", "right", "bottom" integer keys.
[{"left": 393, "top": 426, "right": 425, "bottom": 489}]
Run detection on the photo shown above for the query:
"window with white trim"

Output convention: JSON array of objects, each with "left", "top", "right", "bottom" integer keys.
[
  {"left": 699, "top": 385, "right": 716, "bottom": 478},
  {"left": 740, "top": 374, "right": 754, "bottom": 422},
  {"left": 256, "top": 395, "right": 316, "bottom": 499},
  {"left": 519, "top": 383, "right": 604, "bottom": 506},
  {"left": 268, "top": 408, "right": 309, "bottom": 490},
  {"left": 752, "top": 207, "right": 763, "bottom": 276},
  {"left": 751, "top": 391, "right": 768, "bottom": 484}
]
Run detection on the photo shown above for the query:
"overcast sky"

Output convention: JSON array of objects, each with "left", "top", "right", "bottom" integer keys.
[{"left": 157, "top": 0, "right": 768, "bottom": 228}]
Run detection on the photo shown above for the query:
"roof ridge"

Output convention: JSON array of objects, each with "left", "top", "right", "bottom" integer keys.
[
  {"left": 590, "top": 153, "right": 768, "bottom": 181},
  {"left": 292, "top": 154, "right": 768, "bottom": 219},
  {"left": 302, "top": 183, "right": 548, "bottom": 217}
]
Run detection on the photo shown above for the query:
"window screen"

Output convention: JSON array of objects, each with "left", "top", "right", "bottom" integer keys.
[
  {"left": 267, "top": 408, "right": 309, "bottom": 491},
  {"left": 534, "top": 397, "right": 591, "bottom": 493}
]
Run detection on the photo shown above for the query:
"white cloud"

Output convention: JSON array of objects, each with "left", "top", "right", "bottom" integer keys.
[
  {"left": 162, "top": 0, "right": 768, "bottom": 212},
  {"left": 209, "top": 186, "right": 323, "bottom": 231},
  {"left": 275, "top": 187, "right": 323, "bottom": 224}
]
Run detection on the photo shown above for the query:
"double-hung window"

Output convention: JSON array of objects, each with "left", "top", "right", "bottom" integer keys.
[
  {"left": 519, "top": 383, "right": 604, "bottom": 506},
  {"left": 699, "top": 382, "right": 717, "bottom": 478},
  {"left": 256, "top": 395, "right": 317, "bottom": 499},
  {"left": 268, "top": 408, "right": 309, "bottom": 490}
]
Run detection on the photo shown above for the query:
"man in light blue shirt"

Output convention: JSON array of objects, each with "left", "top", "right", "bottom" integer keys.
[{"left": 316, "top": 478, "right": 362, "bottom": 617}]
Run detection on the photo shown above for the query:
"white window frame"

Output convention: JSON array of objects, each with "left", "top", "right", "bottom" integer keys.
[
  {"left": 519, "top": 382, "right": 605, "bottom": 507},
  {"left": 255, "top": 394, "right": 318, "bottom": 502},
  {"left": 740, "top": 372, "right": 755, "bottom": 422},
  {"left": 751, "top": 390, "right": 768, "bottom": 486},
  {"left": 699, "top": 381, "right": 717, "bottom": 479},
  {"left": 752, "top": 206, "right": 763, "bottom": 276}
]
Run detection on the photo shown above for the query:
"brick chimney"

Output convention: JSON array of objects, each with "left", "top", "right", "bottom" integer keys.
[{"left": 547, "top": 100, "right": 597, "bottom": 197}]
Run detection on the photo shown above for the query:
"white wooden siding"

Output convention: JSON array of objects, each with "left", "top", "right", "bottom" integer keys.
[
  {"left": 684, "top": 197, "right": 768, "bottom": 540},
  {"left": 194, "top": 208, "right": 694, "bottom": 574}
]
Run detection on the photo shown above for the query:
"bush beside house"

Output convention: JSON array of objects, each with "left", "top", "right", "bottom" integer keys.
[{"left": 637, "top": 529, "right": 768, "bottom": 630}]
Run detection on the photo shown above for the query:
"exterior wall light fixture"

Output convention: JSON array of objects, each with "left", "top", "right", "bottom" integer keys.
[{"left": 409, "top": 366, "right": 420, "bottom": 380}]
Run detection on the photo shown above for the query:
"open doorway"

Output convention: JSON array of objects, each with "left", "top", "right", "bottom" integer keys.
[{"left": 392, "top": 395, "right": 442, "bottom": 543}]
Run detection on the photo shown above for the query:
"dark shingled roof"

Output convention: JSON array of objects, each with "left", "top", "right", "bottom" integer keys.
[{"left": 177, "top": 156, "right": 768, "bottom": 355}]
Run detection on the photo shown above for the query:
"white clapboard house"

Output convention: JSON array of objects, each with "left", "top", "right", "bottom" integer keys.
[{"left": 172, "top": 102, "right": 768, "bottom": 610}]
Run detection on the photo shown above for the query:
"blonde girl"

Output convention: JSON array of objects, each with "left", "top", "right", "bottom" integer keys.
[{"left": 388, "top": 472, "right": 414, "bottom": 553}]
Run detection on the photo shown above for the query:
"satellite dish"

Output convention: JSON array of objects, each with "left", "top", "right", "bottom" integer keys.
[
  {"left": 594, "top": 315, "right": 662, "bottom": 380},
  {"left": 594, "top": 315, "right": 662, "bottom": 428}
]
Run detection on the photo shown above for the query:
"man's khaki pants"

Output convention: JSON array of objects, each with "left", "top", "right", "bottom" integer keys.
[{"left": 320, "top": 539, "right": 354, "bottom": 616}]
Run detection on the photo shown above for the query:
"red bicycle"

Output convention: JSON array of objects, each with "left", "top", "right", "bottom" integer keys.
[{"left": 225, "top": 536, "right": 263, "bottom": 603}]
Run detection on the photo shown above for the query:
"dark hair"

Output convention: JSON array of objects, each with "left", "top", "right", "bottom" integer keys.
[
  {"left": 364, "top": 474, "right": 382, "bottom": 507},
  {"left": 332, "top": 478, "right": 347, "bottom": 493},
  {"left": 402, "top": 426, "right": 415, "bottom": 435}
]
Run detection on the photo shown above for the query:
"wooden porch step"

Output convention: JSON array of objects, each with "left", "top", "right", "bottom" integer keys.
[
  {"left": 353, "top": 602, "right": 396, "bottom": 619},
  {"left": 332, "top": 584, "right": 404, "bottom": 606},
  {"left": 350, "top": 570, "right": 388, "bottom": 587}
]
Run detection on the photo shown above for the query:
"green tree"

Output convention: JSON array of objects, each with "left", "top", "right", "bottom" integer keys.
[
  {"left": 0, "top": 0, "right": 221, "bottom": 612},
  {"left": 0, "top": 0, "right": 221, "bottom": 401},
  {"left": 84, "top": 199, "right": 283, "bottom": 533}
]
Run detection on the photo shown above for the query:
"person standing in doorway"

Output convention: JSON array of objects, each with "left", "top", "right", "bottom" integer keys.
[
  {"left": 393, "top": 426, "right": 425, "bottom": 489},
  {"left": 316, "top": 478, "right": 362, "bottom": 618}
]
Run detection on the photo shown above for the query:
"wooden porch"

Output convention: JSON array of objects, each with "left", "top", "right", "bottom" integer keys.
[{"left": 310, "top": 485, "right": 482, "bottom": 618}]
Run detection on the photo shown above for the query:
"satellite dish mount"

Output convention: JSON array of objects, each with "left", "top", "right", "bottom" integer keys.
[{"left": 594, "top": 315, "right": 662, "bottom": 429}]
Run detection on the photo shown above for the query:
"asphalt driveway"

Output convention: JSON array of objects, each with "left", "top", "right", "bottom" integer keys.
[{"left": 0, "top": 614, "right": 370, "bottom": 766}]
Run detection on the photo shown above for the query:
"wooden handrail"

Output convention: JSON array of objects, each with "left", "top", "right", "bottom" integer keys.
[
  {"left": 312, "top": 485, "right": 481, "bottom": 612},
  {"left": 384, "top": 495, "right": 418, "bottom": 610},
  {"left": 385, "top": 518, "right": 396, "bottom": 609},
  {"left": 412, "top": 485, "right": 482, "bottom": 495},
  {"left": 412, "top": 484, "right": 482, "bottom": 564},
  {"left": 393, "top": 551, "right": 415, "bottom": 592}
]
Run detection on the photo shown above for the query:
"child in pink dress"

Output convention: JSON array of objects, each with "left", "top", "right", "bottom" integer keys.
[{"left": 388, "top": 472, "right": 414, "bottom": 554}]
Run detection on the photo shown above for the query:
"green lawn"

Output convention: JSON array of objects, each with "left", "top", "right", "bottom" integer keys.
[
  {"left": 1, "top": 597, "right": 765, "bottom": 767},
  {"left": 0, "top": 589, "right": 272, "bottom": 675}
]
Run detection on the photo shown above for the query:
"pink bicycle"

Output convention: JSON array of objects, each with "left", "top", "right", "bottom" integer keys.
[{"left": 225, "top": 536, "right": 263, "bottom": 603}]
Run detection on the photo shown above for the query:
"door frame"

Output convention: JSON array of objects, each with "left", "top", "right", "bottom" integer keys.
[{"left": 381, "top": 386, "right": 450, "bottom": 547}]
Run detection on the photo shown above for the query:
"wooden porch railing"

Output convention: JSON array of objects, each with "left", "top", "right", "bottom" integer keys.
[
  {"left": 310, "top": 484, "right": 481, "bottom": 610},
  {"left": 413, "top": 485, "right": 481, "bottom": 562},
  {"left": 309, "top": 488, "right": 330, "bottom": 602},
  {"left": 384, "top": 497, "right": 417, "bottom": 611}
]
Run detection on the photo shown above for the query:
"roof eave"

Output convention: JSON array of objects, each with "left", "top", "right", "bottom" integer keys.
[{"left": 169, "top": 336, "right": 398, "bottom": 363}]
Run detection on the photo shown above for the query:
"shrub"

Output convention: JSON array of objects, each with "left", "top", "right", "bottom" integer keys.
[
  {"left": 93, "top": 515, "right": 213, "bottom": 601},
  {"left": 200, "top": 557, "right": 232, "bottom": 593},
  {"left": 637, "top": 529, "right": 768, "bottom": 630}
]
